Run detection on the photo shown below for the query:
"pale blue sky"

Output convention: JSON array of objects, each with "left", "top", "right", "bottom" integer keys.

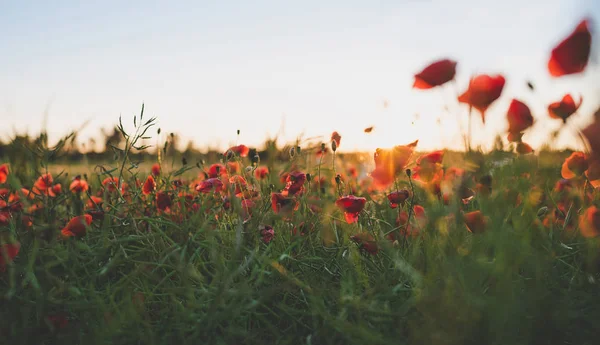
[{"left": 1, "top": 0, "right": 599, "bottom": 152}]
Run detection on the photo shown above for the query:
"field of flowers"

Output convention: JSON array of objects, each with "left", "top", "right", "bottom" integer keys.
[{"left": 1, "top": 18, "right": 599, "bottom": 345}]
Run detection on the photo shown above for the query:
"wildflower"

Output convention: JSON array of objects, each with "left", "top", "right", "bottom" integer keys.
[
  {"left": 151, "top": 163, "right": 161, "bottom": 176},
  {"left": 507, "top": 99, "right": 534, "bottom": 136},
  {"left": 207, "top": 164, "right": 227, "bottom": 178},
  {"left": 387, "top": 189, "right": 410, "bottom": 208},
  {"left": 69, "top": 176, "right": 89, "bottom": 193},
  {"left": 196, "top": 178, "right": 224, "bottom": 194},
  {"left": 61, "top": 214, "right": 93, "bottom": 238},
  {"left": 0, "top": 242, "right": 20, "bottom": 271},
  {"left": 259, "top": 225, "right": 275, "bottom": 244},
  {"left": 155, "top": 191, "right": 172, "bottom": 211},
  {"left": 370, "top": 140, "right": 418, "bottom": 189},
  {"left": 225, "top": 145, "right": 250, "bottom": 158},
  {"left": 561, "top": 152, "right": 588, "bottom": 179},
  {"left": 142, "top": 175, "right": 156, "bottom": 195},
  {"left": 331, "top": 131, "right": 341, "bottom": 149},
  {"left": 254, "top": 166, "right": 269, "bottom": 180},
  {"left": 413, "top": 150, "right": 444, "bottom": 183},
  {"left": 34, "top": 173, "right": 53, "bottom": 192},
  {"left": 0, "top": 164, "right": 9, "bottom": 184},
  {"left": 516, "top": 142, "right": 534, "bottom": 154},
  {"left": 282, "top": 171, "right": 306, "bottom": 196},
  {"left": 350, "top": 233, "right": 378, "bottom": 255},
  {"left": 413, "top": 59, "right": 457, "bottom": 89},
  {"left": 458, "top": 74, "right": 506, "bottom": 123},
  {"left": 102, "top": 177, "right": 119, "bottom": 192},
  {"left": 548, "top": 94, "right": 582, "bottom": 123},
  {"left": 271, "top": 192, "right": 298, "bottom": 216},
  {"left": 335, "top": 195, "right": 367, "bottom": 224},
  {"left": 579, "top": 206, "right": 600, "bottom": 238},
  {"left": 464, "top": 211, "right": 487, "bottom": 234},
  {"left": 548, "top": 19, "right": 592, "bottom": 77}
]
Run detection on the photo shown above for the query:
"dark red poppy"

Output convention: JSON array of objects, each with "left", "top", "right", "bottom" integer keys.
[
  {"left": 548, "top": 19, "right": 592, "bottom": 77},
  {"left": 507, "top": 99, "right": 534, "bottom": 135},
  {"left": 579, "top": 206, "right": 600, "bottom": 238},
  {"left": 34, "top": 173, "right": 53, "bottom": 192},
  {"left": 0, "top": 242, "right": 20, "bottom": 271},
  {"left": 464, "top": 211, "right": 487, "bottom": 234},
  {"left": 259, "top": 225, "right": 275, "bottom": 244},
  {"left": 335, "top": 195, "right": 367, "bottom": 224},
  {"left": 69, "top": 176, "right": 89, "bottom": 193},
  {"left": 156, "top": 191, "right": 172, "bottom": 211},
  {"left": 142, "top": 175, "right": 156, "bottom": 195},
  {"left": 61, "top": 214, "right": 93, "bottom": 238},
  {"left": 387, "top": 189, "right": 410, "bottom": 208},
  {"left": 331, "top": 131, "right": 341, "bottom": 149},
  {"left": 548, "top": 94, "right": 582, "bottom": 123},
  {"left": 207, "top": 164, "right": 227, "bottom": 178},
  {"left": 151, "top": 163, "right": 161, "bottom": 176},
  {"left": 196, "top": 178, "right": 224, "bottom": 193},
  {"left": 507, "top": 131, "right": 524, "bottom": 143},
  {"left": 0, "top": 164, "right": 9, "bottom": 184},
  {"left": 370, "top": 140, "right": 418, "bottom": 189},
  {"left": 561, "top": 152, "right": 588, "bottom": 179},
  {"left": 282, "top": 171, "right": 306, "bottom": 196},
  {"left": 271, "top": 192, "right": 298, "bottom": 216},
  {"left": 254, "top": 166, "right": 269, "bottom": 180},
  {"left": 350, "top": 233, "right": 378, "bottom": 255},
  {"left": 225, "top": 145, "right": 250, "bottom": 158},
  {"left": 458, "top": 74, "right": 506, "bottom": 123},
  {"left": 413, "top": 59, "right": 457, "bottom": 89}
]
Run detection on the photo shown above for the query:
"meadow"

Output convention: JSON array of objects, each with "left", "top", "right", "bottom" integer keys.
[{"left": 1, "top": 18, "right": 599, "bottom": 345}]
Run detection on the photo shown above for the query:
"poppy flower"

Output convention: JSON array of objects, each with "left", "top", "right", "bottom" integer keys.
[
  {"left": 579, "top": 206, "right": 600, "bottom": 238},
  {"left": 413, "top": 150, "right": 444, "bottom": 183},
  {"left": 155, "top": 192, "right": 172, "bottom": 211},
  {"left": 387, "top": 189, "right": 410, "bottom": 208},
  {"left": 548, "top": 94, "right": 582, "bottom": 123},
  {"left": 507, "top": 131, "right": 524, "bottom": 143},
  {"left": 561, "top": 152, "right": 588, "bottom": 179},
  {"left": 271, "top": 192, "right": 298, "bottom": 216},
  {"left": 413, "top": 59, "right": 457, "bottom": 89},
  {"left": 364, "top": 126, "right": 374, "bottom": 133},
  {"left": 507, "top": 99, "right": 534, "bottom": 135},
  {"left": 282, "top": 171, "right": 306, "bottom": 196},
  {"left": 582, "top": 108, "right": 600, "bottom": 161},
  {"left": 61, "top": 214, "right": 93, "bottom": 238},
  {"left": 335, "top": 195, "right": 367, "bottom": 224},
  {"left": 86, "top": 196, "right": 103, "bottom": 209},
  {"left": 142, "top": 175, "right": 156, "bottom": 195},
  {"left": 50, "top": 184, "right": 62, "bottom": 196},
  {"left": 331, "top": 131, "right": 341, "bottom": 149},
  {"left": 151, "top": 163, "right": 161, "bottom": 176},
  {"left": 548, "top": 19, "right": 592, "bottom": 77},
  {"left": 225, "top": 145, "right": 250, "bottom": 158},
  {"left": 0, "top": 242, "right": 20, "bottom": 271},
  {"left": 292, "top": 222, "right": 313, "bottom": 237},
  {"left": 34, "top": 173, "right": 53, "bottom": 192},
  {"left": 69, "top": 176, "right": 89, "bottom": 193},
  {"left": 350, "top": 233, "right": 378, "bottom": 255},
  {"left": 102, "top": 177, "right": 119, "bottom": 192},
  {"left": 228, "top": 175, "right": 248, "bottom": 194},
  {"left": 370, "top": 140, "right": 418, "bottom": 189},
  {"left": 516, "top": 142, "right": 534, "bottom": 154},
  {"left": 259, "top": 225, "right": 275, "bottom": 244},
  {"left": 458, "top": 74, "right": 506, "bottom": 123},
  {"left": 0, "top": 164, "right": 9, "bottom": 184},
  {"left": 240, "top": 198, "right": 256, "bottom": 220},
  {"left": 464, "top": 211, "right": 487, "bottom": 234},
  {"left": 254, "top": 166, "right": 269, "bottom": 180},
  {"left": 206, "top": 164, "right": 226, "bottom": 178},
  {"left": 46, "top": 313, "right": 69, "bottom": 330},
  {"left": 196, "top": 178, "right": 224, "bottom": 194}
]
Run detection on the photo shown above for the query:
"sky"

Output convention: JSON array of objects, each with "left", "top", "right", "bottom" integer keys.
[{"left": 1, "top": 0, "right": 599, "bottom": 153}]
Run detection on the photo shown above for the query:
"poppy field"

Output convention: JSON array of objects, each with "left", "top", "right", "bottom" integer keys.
[{"left": 1, "top": 19, "right": 600, "bottom": 345}]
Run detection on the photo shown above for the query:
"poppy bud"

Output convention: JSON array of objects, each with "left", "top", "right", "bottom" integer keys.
[
  {"left": 182, "top": 157, "right": 188, "bottom": 165},
  {"left": 335, "top": 174, "right": 341, "bottom": 185},
  {"left": 306, "top": 173, "right": 312, "bottom": 182},
  {"left": 289, "top": 147, "right": 295, "bottom": 158},
  {"left": 296, "top": 146, "right": 301, "bottom": 154},
  {"left": 406, "top": 169, "right": 412, "bottom": 177},
  {"left": 331, "top": 140, "right": 337, "bottom": 152},
  {"left": 237, "top": 129, "right": 240, "bottom": 135},
  {"left": 321, "top": 143, "right": 326, "bottom": 152},
  {"left": 157, "top": 128, "right": 161, "bottom": 134}
]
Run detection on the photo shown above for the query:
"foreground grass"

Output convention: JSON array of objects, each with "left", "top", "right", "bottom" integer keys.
[{"left": 1, "top": 122, "right": 600, "bottom": 345}]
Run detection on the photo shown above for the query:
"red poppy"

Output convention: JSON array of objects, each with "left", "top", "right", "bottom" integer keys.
[
  {"left": 142, "top": 175, "right": 156, "bottom": 195},
  {"left": 0, "top": 164, "right": 9, "bottom": 184},
  {"left": 507, "top": 99, "right": 534, "bottom": 135},
  {"left": 50, "top": 184, "right": 62, "bottom": 196},
  {"left": 225, "top": 145, "right": 250, "bottom": 158},
  {"left": 228, "top": 175, "right": 248, "bottom": 196},
  {"left": 0, "top": 242, "right": 20, "bottom": 271},
  {"left": 561, "top": 152, "right": 588, "bottom": 179},
  {"left": 86, "top": 196, "right": 103, "bottom": 209},
  {"left": 516, "top": 142, "right": 534, "bottom": 154},
  {"left": 271, "top": 192, "right": 298, "bottom": 216},
  {"left": 254, "top": 166, "right": 269, "bottom": 180},
  {"left": 370, "top": 140, "right": 418, "bottom": 189},
  {"left": 331, "top": 131, "right": 341, "bottom": 149},
  {"left": 61, "top": 214, "right": 93, "bottom": 238},
  {"left": 579, "top": 206, "right": 600, "bottom": 238},
  {"left": 548, "top": 94, "right": 582, "bottom": 123},
  {"left": 240, "top": 198, "right": 256, "bottom": 220},
  {"left": 350, "top": 233, "right": 378, "bottom": 255},
  {"left": 413, "top": 150, "right": 444, "bottom": 183},
  {"left": 282, "top": 171, "right": 306, "bottom": 196},
  {"left": 507, "top": 131, "right": 524, "bottom": 143},
  {"left": 227, "top": 162, "right": 240, "bottom": 174},
  {"left": 34, "top": 173, "right": 53, "bottom": 191},
  {"left": 387, "top": 189, "right": 410, "bottom": 208},
  {"left": 458, "top": 74, "right": 506, "bottom": 123},
  {"left": 207, "top": 164, "right": 227, "bottom": 178},
  {"left": 336, "top": 195, "right": 367, "bottom": 224},
  {"left": 69, "top": 176, "right": 89, "bottom": 193},
  {"left": 548, "top": 19, "right": 592, "bottom": 77},
  {"left": 413, "top": 59, "right": 457, "bottom": 89},
  {"left": 0, "top": 211, "right": 11, "bottom": 226},
  {"left": 156, "top": 192, "right": 172, "bottom": 211},
  {"left": 196, "top": 178, "right": 224, "bottom": 194},
  {"left": 151, "top": 163, "right": 161, "bottom": 176},
  {"left": 464, "top": 211, "right": 487, "bottom": 234},
  {"left": 259, "top": 225, "right": 275, "bottom": 244},
  {"left": 102, "top": 177, "right": 119, "bottom": 192}
]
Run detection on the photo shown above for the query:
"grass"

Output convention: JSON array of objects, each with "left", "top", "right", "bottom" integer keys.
[{"left": 1, "top": 114, "right": 600, "bottom": 345}]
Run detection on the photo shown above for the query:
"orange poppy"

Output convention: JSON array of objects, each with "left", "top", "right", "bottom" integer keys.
[
  {"left": 458, "top": 74, "right": 505, "bottom": 123},
  {"left": 370, "top": 140, "right": 418, "bottom": 190},
  {"left": 142, "top": 175, "right": 156, "bottom": 195},
  {"left": 548, "top": 19, "right": 592, "bottom": 77},
  {"left": 579, "top": 206, "right": 600, "bottom": 238},
  {"left": 561, "top": 152, "right": 588, "bottom": 179},
  {"left": 254, "top": 166, "right": 269, "bottom": 180},
  {"left": 69, "top": 176, "right": 89, "bottom": 193},
  {"left": 61, "top": 214, "right": 93, "bottom": 238}
]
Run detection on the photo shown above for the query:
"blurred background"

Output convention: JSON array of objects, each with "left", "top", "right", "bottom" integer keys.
[{"left": 1, "top": 0, "right": 599, "bottom": 153}]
